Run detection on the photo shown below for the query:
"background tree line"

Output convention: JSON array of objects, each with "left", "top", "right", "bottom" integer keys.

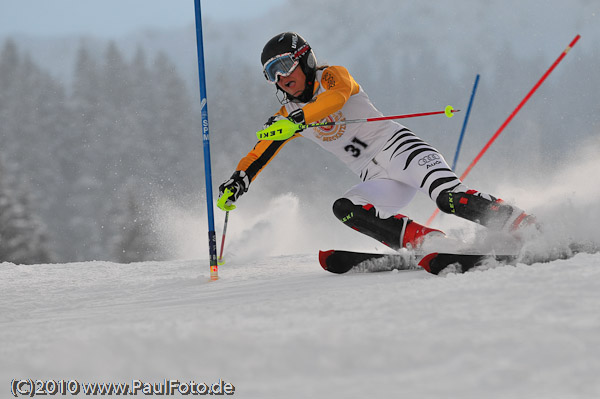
[{"left": 0, "top": 38, "right": 202, "bottom": 263}]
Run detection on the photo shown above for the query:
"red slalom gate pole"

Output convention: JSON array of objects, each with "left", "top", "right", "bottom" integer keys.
[
  {"left": 426, "top": 34, "right": 581, "bottom": 226},
  {"left": 458, "top": 34, "right": 580, "bottom": 182}
]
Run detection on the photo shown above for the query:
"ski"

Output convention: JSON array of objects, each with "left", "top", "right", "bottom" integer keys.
[
  {"left": 418, "top": 252, "right": 518, "bottom": 275},
  {"left": 319, "top": 249, "right": 518, "bottom": 275},
  {"left": 319, "top": 250, "right": 419, "bottom": 274}
]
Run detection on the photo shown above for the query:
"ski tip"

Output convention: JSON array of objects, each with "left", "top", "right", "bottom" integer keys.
[
  {"left": 418, "top": 252, "right": 439, "bottom": 274},
  {"left": 318, "top": 250, "right": 335, "bottom": 271}
]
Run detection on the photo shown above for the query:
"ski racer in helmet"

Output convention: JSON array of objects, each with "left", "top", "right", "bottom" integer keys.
[{"left": 217, "top": 32, "right": 536, "bottom": 252}]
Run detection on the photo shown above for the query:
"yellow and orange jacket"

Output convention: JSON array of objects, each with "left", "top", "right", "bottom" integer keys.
[{"left": 236, "top": 65, "right": 405, "bottom": 182}]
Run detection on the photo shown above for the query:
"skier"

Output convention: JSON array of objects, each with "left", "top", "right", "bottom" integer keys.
[{"left": 217, "top": 32, "right": 534, "bottom": 251}]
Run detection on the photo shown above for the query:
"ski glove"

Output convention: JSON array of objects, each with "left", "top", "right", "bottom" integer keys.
[
  {"left": 217, "top": 170, "right": 250, "bottom": 211},
  {"left": 263, "top": 109, "right": 305, "bottom": 128},
  {"left": 287, "top": 108, "right": 305, "bottom": 124}
]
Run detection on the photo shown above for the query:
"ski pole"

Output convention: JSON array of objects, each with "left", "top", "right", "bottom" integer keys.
[
  {"left": 216, "top": 188, "right": 235, "bottom": 265},
  {"left": 426, "top": 34, "right": 581, "bottom": 226},
  {"left": 306, "top": 105, "right": 459, "bottom": 129},
  {"left": 257, "top": 105, "right": 459, "bottom": 140},
  {"left": 217, "top": 210, "right": 229, "bottom": 265}
]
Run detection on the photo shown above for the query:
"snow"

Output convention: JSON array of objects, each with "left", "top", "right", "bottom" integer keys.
[
  {"left": 2, "top": 250, "right": 600, "bottom": 398},
  {"left": 1, "top": 1, "right": 598, "bottom": 396},
  {"left": 2, "top": 92, "right": 599, "bottom": 399}
]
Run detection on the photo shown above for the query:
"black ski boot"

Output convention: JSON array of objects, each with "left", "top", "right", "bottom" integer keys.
[
  {"left": 436, "top": 189, "right": 536, "bottom": 232},
  {"left": 332, "top": 198, "right": 444, "bottom": 250}
]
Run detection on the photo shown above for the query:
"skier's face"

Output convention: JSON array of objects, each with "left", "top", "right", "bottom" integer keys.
[{"left": 276, "top": 66, "right": 306, "bottom": 98}]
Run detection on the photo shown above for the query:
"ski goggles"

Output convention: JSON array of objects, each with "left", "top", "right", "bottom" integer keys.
[
  {"left": 262, "top": 44, "right": 311, "bottom": 84},
  {"left": 263, "top": 53, "right": 299, "bottom": 84}
]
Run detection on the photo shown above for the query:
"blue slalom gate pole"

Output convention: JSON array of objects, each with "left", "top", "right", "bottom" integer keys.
[
  {"left": 193, "top": 0, "right": 218, "bottom": 280},
  {"left": 452, "top": 74, "right": 480, "bottom": 170}
]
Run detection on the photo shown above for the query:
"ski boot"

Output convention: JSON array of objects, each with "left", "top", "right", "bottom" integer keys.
[
  {"left": 436, "top": 188, "right": 539, "bottom": 255},
  {"left": 332, "top": 198, "right": 444, "bottom": 251},
  {"left": 436, "top": 189, "right": 536, "bottom": 233}
]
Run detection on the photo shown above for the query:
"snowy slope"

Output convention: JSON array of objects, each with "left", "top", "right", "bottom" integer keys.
[
  {"left": 1, "top": 2, "right": 598, "bottom": 394},
  {"left": 2, "top": 251, "right": 600, "bottom": 399}
]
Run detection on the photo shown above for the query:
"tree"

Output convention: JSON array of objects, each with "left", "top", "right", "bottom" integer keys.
[{"left": 0, "top": 158, "right": 54, "bottom": 264}]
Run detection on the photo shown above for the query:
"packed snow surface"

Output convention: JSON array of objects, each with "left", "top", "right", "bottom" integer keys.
[
  {"left": 2, "top": 251, "right": 599, "bottom": 398},
  {"left": 3, "top": 142, "right": 600, "bottom": 397}
]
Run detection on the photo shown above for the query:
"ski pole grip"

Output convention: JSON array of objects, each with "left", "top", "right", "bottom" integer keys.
[
  {"left": 217, "top": 188, "right": 236, "bottom": 211},
  {"left": 256, "top": 119, "right": 302, "bottom": 141}
]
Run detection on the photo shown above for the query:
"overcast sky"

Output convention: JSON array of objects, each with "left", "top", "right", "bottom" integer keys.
[{"left": 0, "top": 0, "right": 286, "bottom": 37}]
